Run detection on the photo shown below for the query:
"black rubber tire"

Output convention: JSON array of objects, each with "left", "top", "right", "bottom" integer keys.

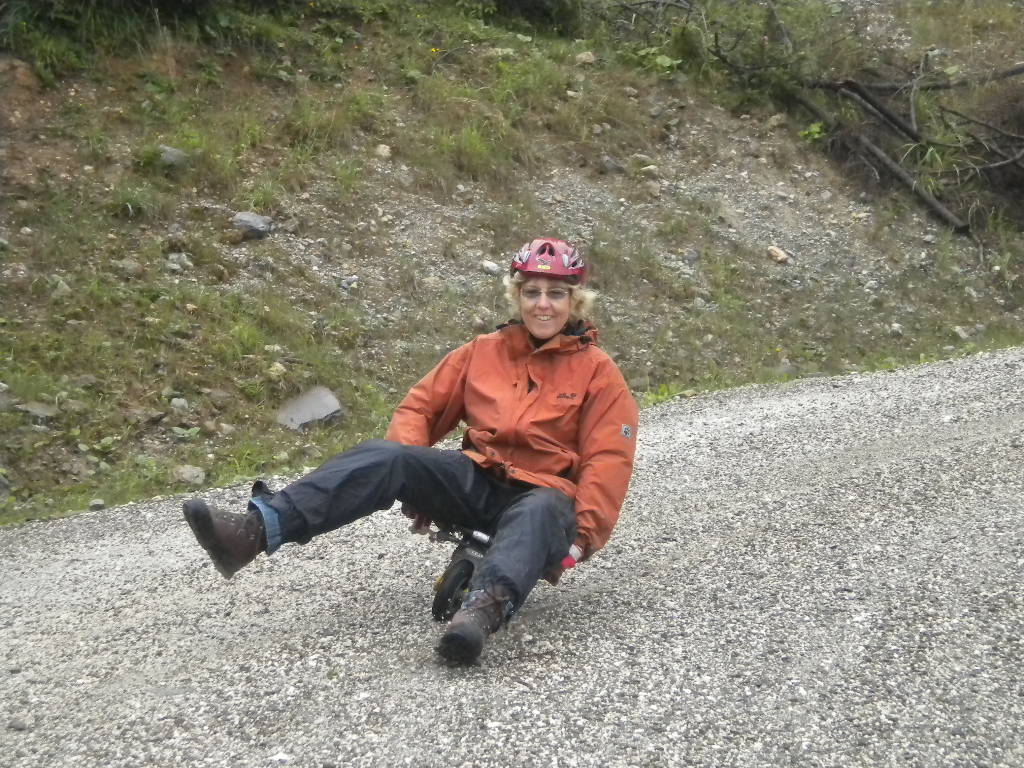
[{"left": 431, "top": 558, "right": 475, "bottom": 622}]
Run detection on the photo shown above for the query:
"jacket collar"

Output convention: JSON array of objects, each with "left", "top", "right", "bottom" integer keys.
[{"left": 496, "top": 319, "right": 598, "bottom": 353}]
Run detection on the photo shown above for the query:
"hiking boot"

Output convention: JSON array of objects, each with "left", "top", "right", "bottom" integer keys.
[
  {"left": 437, "top": 588, "right": 513, "bottom": 664},
  {"left": 251, "top": 479, "right": 275, "bottom": 500},
  {"left": 182, "top": 498, "right": 266, "bottom": 579}
]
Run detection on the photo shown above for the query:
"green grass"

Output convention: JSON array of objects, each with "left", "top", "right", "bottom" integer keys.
[{"left": 1, "top": 0, "right": 1023, "bottom": 524}]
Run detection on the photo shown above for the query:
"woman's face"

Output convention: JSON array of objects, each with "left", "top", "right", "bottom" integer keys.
[{"left": 518, "top": 276, "right": 572, "bottom": 340}]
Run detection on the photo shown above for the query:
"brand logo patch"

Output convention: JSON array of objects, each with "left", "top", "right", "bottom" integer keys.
[
  {"left": 557, "top": 392, "right": 578, "bottom": 399},
  {"left": 621, "top": 424, "right": 633, "bottom": 439}
]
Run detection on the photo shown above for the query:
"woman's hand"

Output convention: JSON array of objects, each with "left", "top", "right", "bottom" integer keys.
[
  {"left": 543, "top": 543, "right": 584, "bottom": 585},
  {"left": 402, "top": 503, "right": 432, "bottom": 534}
]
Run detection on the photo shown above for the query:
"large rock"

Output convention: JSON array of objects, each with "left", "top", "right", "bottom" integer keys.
[
  {"left": 16, "top": 401, "right": 58, "bottom": 419},
  {"left": 0, "top": 57, "right": 42, "bottom": 92},
  {"left": 480, "top": 260, "right": 502, "bottom": 276},
  {"left": 158, "top": 145, "right": 188, "bottom": 170},
  {"left": 598, "top": 155, "right": 626, "bottom": 175},
  {"left": 172, "top": 465, "right": 206, "bottom": 486},
  {"left": 231, "top": 212, "right": 274, "bottom": 240},
  {"left": 276, "top": 387, "right": 344, "bottom": 430}
]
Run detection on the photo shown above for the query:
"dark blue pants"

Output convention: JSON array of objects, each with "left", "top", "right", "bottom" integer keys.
[{"left": 263, "top": 439, "right": 576, "bottom": 610}]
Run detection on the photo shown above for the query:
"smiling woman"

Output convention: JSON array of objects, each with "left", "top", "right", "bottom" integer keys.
[
  {"left": 504, "top": 238, "right": 596, "bottom": 343},
  {"left": 181, "top": 236, "right": 638, "bottom": 665}
]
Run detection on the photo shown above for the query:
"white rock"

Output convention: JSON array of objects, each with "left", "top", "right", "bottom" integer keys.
[
  {"left": 51, "top": 278, "right": 73, "bottom": 300},
  {"left": 374, "top": 144, "right": 392, "bottom": 159},
  {"left": 232, "top": 212, "right": 273, "bottom": 239},
  {"left": 172, "top": 465, "right": 206, "bottom": 486},
  {"left": 575, "top": 51, "right": 596, "bottom": 66},
  {"left": 643, "top": 180, "right": 661, "bottom": 197},
  {"left": 276, "top": 387, "right": 344, "bottom": 430}
]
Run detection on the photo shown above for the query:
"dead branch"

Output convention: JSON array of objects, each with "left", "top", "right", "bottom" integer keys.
[
  {"left": 794, "top": 93, "right": 970, "bottom": 232},
  {"left": 818, "top": 62, "right": 1024, "bottom": 94},
  {"left": 834, "top": 83, "right": 923, "bottom": 143},
  {"left": 940, "top": 107, "right": 1024, "bottom": 142},
  {"left": 616, "top": 0, "right": 694, "bottom": 12},
  {"left": 763, "top": 1, "right": 795, "bottom": 55}
]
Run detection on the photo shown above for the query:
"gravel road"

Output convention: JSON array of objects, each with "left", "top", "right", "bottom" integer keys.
[{"left": 2, "top": 348, "right": 1022, "bottom": 768}]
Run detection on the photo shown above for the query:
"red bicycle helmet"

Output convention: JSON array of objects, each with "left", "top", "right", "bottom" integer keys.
[{"left": 510, "top": 238, "right": 587, "bottom": 284}]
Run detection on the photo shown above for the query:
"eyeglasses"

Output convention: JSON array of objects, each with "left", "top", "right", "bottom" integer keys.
[{"left": 521, "top": 287, "right": 571, "bottom": 302}]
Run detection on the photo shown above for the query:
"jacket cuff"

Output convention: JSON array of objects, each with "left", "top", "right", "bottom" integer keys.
[{"left": 574, "top": 535, "right": 590, "bottom": 562}]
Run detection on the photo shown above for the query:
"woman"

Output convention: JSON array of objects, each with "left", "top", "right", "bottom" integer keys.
[{"left": 183, "top": 237, "right": 638, "bottom": 664}]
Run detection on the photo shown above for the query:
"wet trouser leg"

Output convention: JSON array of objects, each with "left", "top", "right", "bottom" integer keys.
[
  {"left": 262, "top": 438, "right": 576, "bottom": 611},
  {"left": 471, "top": 487, "right": 577, "bottom": 612},
  {"left": 264, "top": 439, "right": 510, "bottom": 543}
]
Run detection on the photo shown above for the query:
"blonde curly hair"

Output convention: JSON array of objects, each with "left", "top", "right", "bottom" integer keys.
[{"left": 503, "top": 272, "right": 597, "bottom": 324}]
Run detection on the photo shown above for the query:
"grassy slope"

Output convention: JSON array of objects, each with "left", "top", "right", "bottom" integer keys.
[{"left": 1, "top": 0, "right": 1023, "bottom": 524}]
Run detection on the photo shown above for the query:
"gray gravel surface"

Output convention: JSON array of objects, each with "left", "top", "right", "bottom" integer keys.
[{"left": 2, "top": 348, "right": 1022, "bottom": 767}]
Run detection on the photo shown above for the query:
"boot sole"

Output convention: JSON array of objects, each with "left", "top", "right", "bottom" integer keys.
[
  {"left": 437, "top": 628, "right": 483, "bottom": 665},
  {"left": 182, "top": 499, "right": 235, "bottom": 579}
]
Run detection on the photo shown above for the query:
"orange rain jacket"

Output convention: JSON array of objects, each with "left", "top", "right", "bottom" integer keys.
[{"left": 386, "top": 321, "right": 638, "bottom": 559}]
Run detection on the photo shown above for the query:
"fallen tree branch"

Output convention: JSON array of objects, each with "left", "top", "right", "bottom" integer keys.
[
  {"left": 615, "top": 0, "right": 694, "bottom": 12},
  {"left": 835, "top": 83, "right": 924, "bottom": 143},
  {"left": 812, "top": 61, "right": 1024, "bottom": 94},
  {"left": 764, "top": 0, "right": 795, "bottom": 55},
  {"left": 941, "top": 106, "right": 1024, "bottom": 142},
  {"left": 793, "top": 92, "right": 970, "bottom": 232}
]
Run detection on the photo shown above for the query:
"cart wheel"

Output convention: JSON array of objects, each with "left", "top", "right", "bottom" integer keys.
[{"left": 431, "top": 558, "right": 474, "bottom": 622}]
